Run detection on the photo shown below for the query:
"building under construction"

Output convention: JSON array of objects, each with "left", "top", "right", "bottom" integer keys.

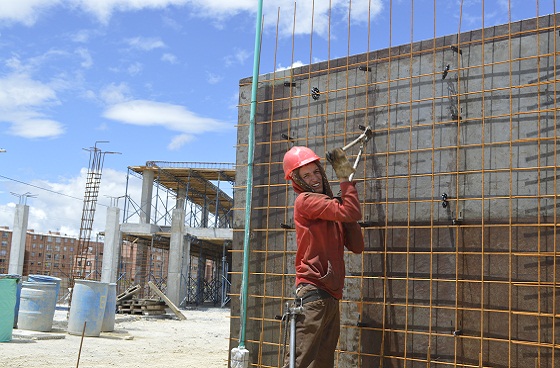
[
  {"left": 230, "top": 8, "right": 560, "bottom": 368},
  {"left": 117, "top": 161, "right": 235, "bottom": 307},
  {"left": 2, "top": 160, "right": 235, "bottom": 309}
]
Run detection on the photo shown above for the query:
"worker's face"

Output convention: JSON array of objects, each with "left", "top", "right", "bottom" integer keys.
[{"left": 299, "top": 162, "right": 323, "bottom": 193}]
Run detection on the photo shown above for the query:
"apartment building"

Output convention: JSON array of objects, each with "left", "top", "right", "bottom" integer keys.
[{"left": 0, "top": 226, "right": 103, "bottom": 279}]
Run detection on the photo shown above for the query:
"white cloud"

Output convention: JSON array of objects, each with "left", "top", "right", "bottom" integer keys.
[
  {"left": 8, "top": 118, "right": 65, "bottom": 138},
  {"left": 0, "top": 1, "right": 384, "bottom": 39},
  {"left": 103, "top": 99, "right": 230, "bottom": 135},
  {"left": 161, "top": 53, "right": 177, "bottom": 64},
  {"left": 6, "top": 50, "right": 69, "bottom": 75},
  {"left": 0, "top": 74, "right": 56, "bottom": 108},
  {"left": 168, "top": 133, "right": 193, "bottom": 150},
  {"left": 0, "top": 73, "right": 64, "bottom": 138},
  {"left": 127, "top": 62, "right": 143, "bottom": 75},
  {"left": 206, "top": 71, "right": 222, "bottom": 85},
  {"left": 224, "top": 48, "right": 250, "bottom": 68},
  {"left": 75, "top": 47, "right": 93, "bottom": 68},
  {"left": 126, "top": 36, "right": 166, "bottom": 51},
  {"left": 76, "top": 0, "right": 191, "bottom": 25},
  {"left": 70, "top": 29, "right": 93, "bottom": 43},
  {"left": 0, "top": 0, "right": 61, "bottom": 26},
  {"left": 99, "top": 82, "right": 132, "bottom": 105},
  {"left": 276, "top": 60, "right": 306, "bottom": 72}
]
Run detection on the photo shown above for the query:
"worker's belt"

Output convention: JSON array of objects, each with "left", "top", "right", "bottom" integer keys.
[{"left": 295, "top": 284, "right": 333, "bottom": 306}]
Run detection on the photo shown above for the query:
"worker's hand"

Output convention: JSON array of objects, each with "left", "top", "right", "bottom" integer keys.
[{"left": 327, "top": 148, "right": 355, "bottom": 181}]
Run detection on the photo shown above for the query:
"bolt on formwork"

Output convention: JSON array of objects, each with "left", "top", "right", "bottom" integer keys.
[{"left": 231, "top": 2, "right": 560, "bottom": 367}]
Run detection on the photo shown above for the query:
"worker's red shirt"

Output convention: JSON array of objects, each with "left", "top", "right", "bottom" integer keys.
[{"left": 293, "top": 181, "right": 365, "bottom": 299}]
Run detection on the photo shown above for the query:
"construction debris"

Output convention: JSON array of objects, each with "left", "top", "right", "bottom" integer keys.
[
  {"left": 117, "top": 299, "right": 167, "bottom": 316},
  {"left": 148, "top": 281, "right": 186, "bottom": 321},
  {"left": 115, "top": 282, "right": 186, "bottom": 320},
  {"left": 116, "top": 284, "right": 141, "bottom": 303}
]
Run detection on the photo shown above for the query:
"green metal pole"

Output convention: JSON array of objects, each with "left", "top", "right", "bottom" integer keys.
[{"left": 239, "top": 0, "right": 263, "bottom": 349}]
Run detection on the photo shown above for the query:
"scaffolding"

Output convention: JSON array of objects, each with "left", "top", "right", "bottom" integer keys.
[
  {"left": 231, "top": 2, "right": 560, "bottom": 367},
  {"left": 120, "top": 161, "right": 235, "bottom": 306}
]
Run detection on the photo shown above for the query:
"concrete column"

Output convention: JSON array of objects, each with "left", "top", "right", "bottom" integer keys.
[
  {"left": 8, "top": 204, "right": 29, "bottom": 275},
  {"left": 196, "top": 251, "right": 206, "bottom": 305},
  {"left": 139, "top": 169, "right": 154, "bottom": 224},
  {"left": 101, "top": 207, "right": 121, "bottom": 284},
  {"left": 201, "top": 196, "right": 209, "bottom": 228},
  {"left": 179, "top": 235, "right": 192, "bottom": 305},
  {"left": 166, "top": 207, "right": 185, "bottom": 306},
  {"left": 176, "top": 187, "right": 186, "bottom": 211}
]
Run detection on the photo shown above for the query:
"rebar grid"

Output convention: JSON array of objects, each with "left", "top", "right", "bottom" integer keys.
[{"left": 232, "top": 1, "right": 560, "bottom": 367}]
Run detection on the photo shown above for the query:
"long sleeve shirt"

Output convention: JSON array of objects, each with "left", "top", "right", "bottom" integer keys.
[{"left": 293, "top": 181, "right": 365, "bottom": 299}]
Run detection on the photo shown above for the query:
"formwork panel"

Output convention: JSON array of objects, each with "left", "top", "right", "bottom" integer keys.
[{"left": 232, "top": 6, "right": 560, "bottom": 368}]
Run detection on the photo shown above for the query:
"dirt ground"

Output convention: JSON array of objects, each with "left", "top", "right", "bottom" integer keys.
[{"left": 1, "top": 306, "right": 231, "bottom": 368}]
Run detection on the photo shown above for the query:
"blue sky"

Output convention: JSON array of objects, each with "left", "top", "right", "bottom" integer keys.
[{"left": 0, "top": 0, "right": 554, "bottom": 237}]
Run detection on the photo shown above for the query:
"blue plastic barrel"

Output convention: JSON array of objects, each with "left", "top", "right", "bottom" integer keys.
[
  {"left": 28, "top": 274, "right": 61, "bottom": 302},
  {"left": 102, "top": 283, "right": 117, "bottom": 332},
  {"left": 0, "top": 277, "right": 17, "bottom": 342},
  {"left": 18, "top": 281, "right": 57, "bottom": 332},
  {"left": 68, "top": 280, "right": 109, "bottom": 337}
]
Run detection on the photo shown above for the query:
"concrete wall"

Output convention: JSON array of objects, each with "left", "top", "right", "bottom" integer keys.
[{"left": 232, "top": 14, "right": 560, "bottom": 368}]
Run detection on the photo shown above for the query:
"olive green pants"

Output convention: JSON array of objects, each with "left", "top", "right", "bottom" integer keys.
[{"left": 283, "top": 284, "right": 340, "bottom": 368}]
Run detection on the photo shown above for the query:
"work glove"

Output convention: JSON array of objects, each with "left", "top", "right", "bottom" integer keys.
[{"left": 327, "top": 148, "right": 355, "bottom": 181}]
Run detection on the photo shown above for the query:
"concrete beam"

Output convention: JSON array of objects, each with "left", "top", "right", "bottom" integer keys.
[
  {"left": 120, "top": 223, "right": 161, "bottom": 236},
  {"left": 184, "top": 227, "right": 232, "bottom": 240}
]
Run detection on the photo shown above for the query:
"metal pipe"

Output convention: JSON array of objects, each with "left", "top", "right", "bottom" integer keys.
[
  {"left": 289, "top": 310, "right": 297, "bottom": 368},
  {"left": 347, "top": 145, "right": 365, "bottom": 182},
  {"left": 239, "top": 0, "right": 264, "bottom": 350}
]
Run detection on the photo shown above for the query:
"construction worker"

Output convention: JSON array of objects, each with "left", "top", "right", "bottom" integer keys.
[{"left": 282, "top": 146, "right": 365, "bottom": 368}]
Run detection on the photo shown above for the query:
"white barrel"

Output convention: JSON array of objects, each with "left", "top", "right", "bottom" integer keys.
[
  {"left": 68, "top": 280, "right": 108, "bottom": 337},
  {"left": 18, "top": 281, "right": 57, "bottom": 332}
]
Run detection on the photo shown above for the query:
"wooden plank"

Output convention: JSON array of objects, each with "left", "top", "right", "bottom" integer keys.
[
  {"left": 142, "top": 305, "right": 166, "bottom": 311},
  {"left": 147, "top": 281, "right": 186, "bottom": 320},
  {"left": 117, "top": 285, "right": 141, "bottom": 302}
]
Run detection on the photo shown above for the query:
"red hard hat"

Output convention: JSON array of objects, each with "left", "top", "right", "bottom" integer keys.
[{"left": 283, "top": 146, "right": 321, "bottom": 180}]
